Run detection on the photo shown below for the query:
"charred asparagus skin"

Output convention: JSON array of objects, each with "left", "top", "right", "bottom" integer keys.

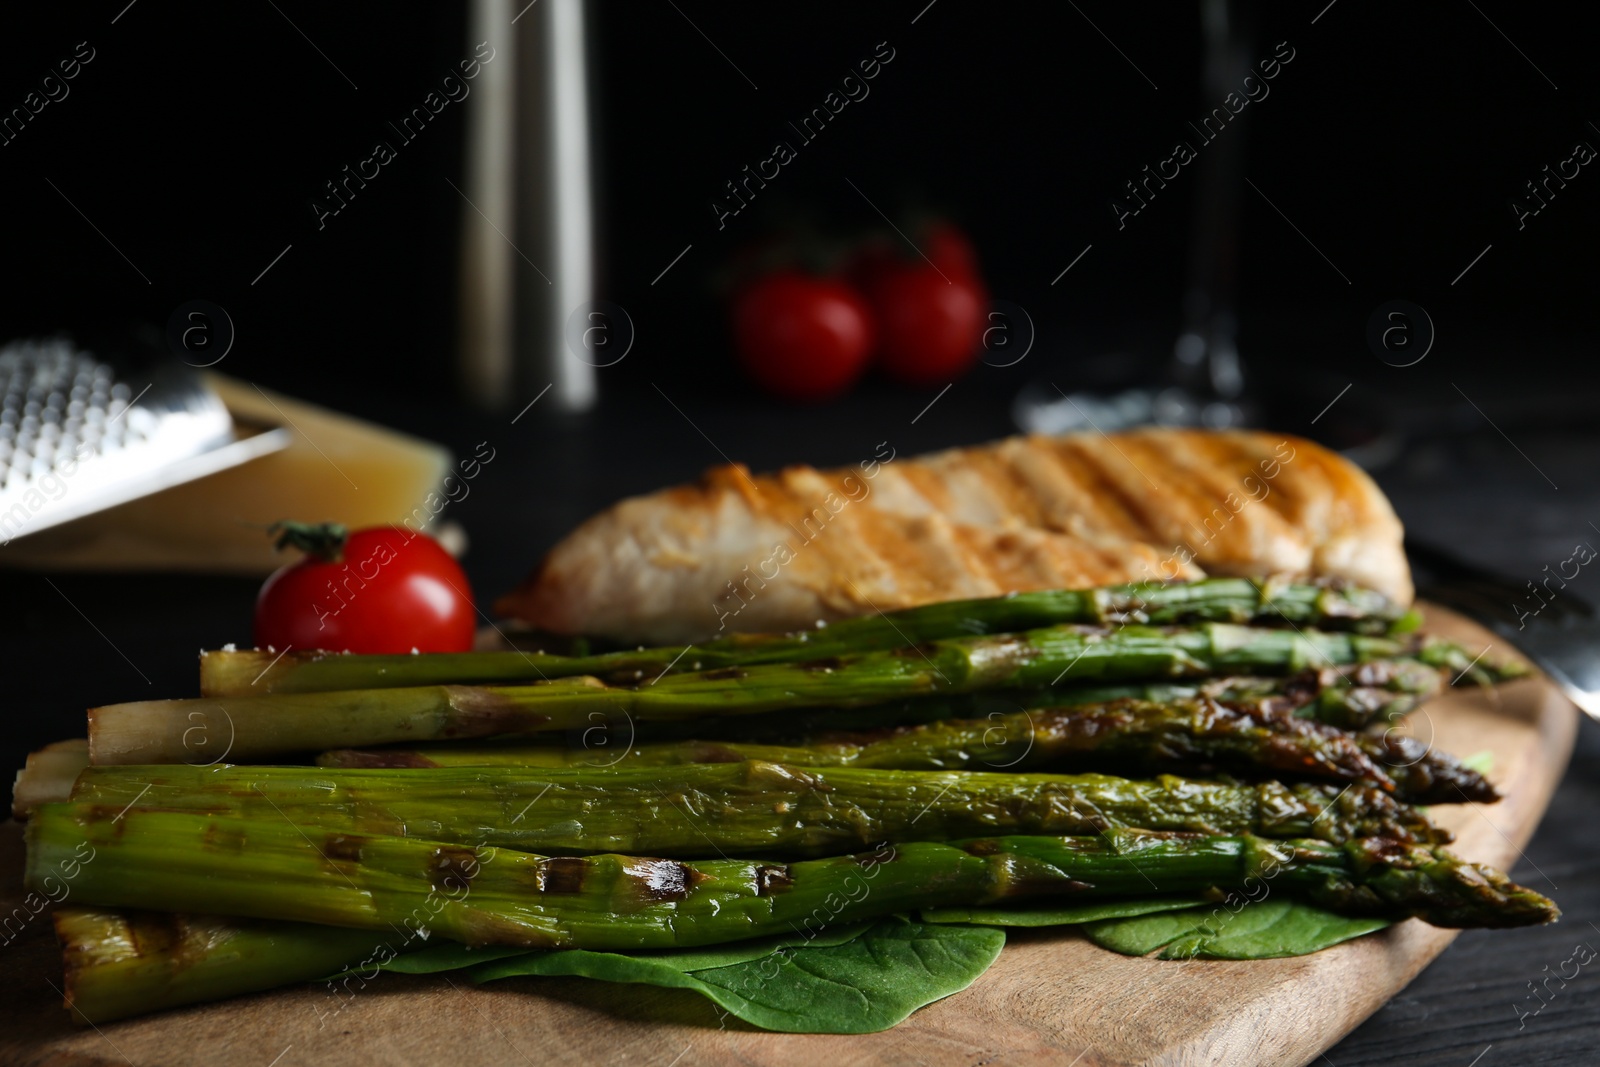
[
  {"left": 679, "top": 658, "right": 1449, "bottom": 743},
  {"left": 26, "top": 807, "right": 1557, "bottom": 950},
  {"left": 199, "top": 578, "right": 1409, "bottom": 696},
  {"left": 1284, "top": 659, "right": 1447, "bottom": 729},
  {"left": 95, "top": 624, "right": 1491, "bottom": 765},
  {"left": 317, "top": 695, "right": 1493, "bottom": 805},
  {"left": 68, "top": 760, "right": 1444, "bottom": 850},
  {"left": 53, "top": 908, "right": 387, "bottom": 1025},
  {"left": 584, "top": 664, "right": 1439, "bottom": 751}
]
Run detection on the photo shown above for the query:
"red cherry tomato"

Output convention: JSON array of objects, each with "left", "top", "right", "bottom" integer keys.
[
  {"left": 844, "top": 236, "right": 899, "bottom": 294},
  {"left": 867, "top": 262, "right": 989, "bottom": 387},
  {"left": 921, "top": 222, "right": 982, "bottom": 281},
  {"left": 733, "top": 272, "right": 875, "bottom": 402},
  {"left": 254, "top": 523, "right": 476, "bottom": 653},
  {"left": 850, "top": 223, "right": 980, "bottom": 290}
]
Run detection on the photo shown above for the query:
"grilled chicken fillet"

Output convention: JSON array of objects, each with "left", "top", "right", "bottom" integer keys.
[{"left": 496, "top": 429, "right": 1410, "bottom": 644}]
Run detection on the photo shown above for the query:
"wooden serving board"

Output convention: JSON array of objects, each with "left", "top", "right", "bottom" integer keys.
[{"left": 0, "top": 606, "right": 1578, "bottom": 1067}]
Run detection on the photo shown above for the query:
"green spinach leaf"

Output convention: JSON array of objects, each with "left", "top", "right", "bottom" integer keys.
[
  {"left": 368, "top": 923, "right": 869, "bottom": 977},
  {"left": 922, "top": 897, "right": 1204, "bottom": 926},
  {"left": 377, "top": 942, "right": 536, "bottom": 974},
  {"left": 1082, "top": 898, "right": 1390, "bottom": 959},
  {"left": 470, "top": 917, "right": 1005, "bottom": 1034}
]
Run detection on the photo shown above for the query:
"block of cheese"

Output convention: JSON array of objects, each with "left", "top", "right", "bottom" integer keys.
[{"left": 0, "top": 374, "right": 453, "bottom": 574}]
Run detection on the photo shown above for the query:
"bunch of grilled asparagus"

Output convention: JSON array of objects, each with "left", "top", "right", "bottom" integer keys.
[{"left": 15, "top": 578, "right": 1553, "bottom": 1024}]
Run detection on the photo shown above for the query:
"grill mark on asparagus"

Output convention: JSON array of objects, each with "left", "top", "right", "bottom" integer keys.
[
  {"left": 442, "top": 686, "right": 551, "bottom": 737},
  {"left": 754, "top": 864, "right": 794, "bottom": 895},
  {"left": 429, "top": 846, "right": 480, "bottom": 892},
  {"left": 1352, "top": 836, "right": 1413, "bottom": 864},
  {"left": 125, "top": 911, "right": 185, "bottom": 962},
  {"left": 78, "top": 806, "right": 131, "bottom": 838},
  {"left": 323, "top": 834, "right": 366, "bottom": 865},
  {"left": 199, "top": 821, "right": 248, "bottom": 853},
  {"left": 1279, "top": 670, "right": 1323, "bottom": 709},
  {"left": 540, "top": 856, "right": 587, "bottom": 894},
  {"left": 627, "top": 858, "right": 702, "bottom": 903},
  {"left": 453, "top": 910, "right": 563, "bottom": 950}
]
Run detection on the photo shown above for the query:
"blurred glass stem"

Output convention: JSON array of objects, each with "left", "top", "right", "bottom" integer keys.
[
  {"left": 1018, "top": 0, "right": 1256, "bottom": 434},
  {"left": 1171, "top": 0, "right": 1251, "bottom": 423}
]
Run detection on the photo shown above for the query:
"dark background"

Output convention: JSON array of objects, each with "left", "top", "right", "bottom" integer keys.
[
  {"left": 0, "top": 2, "right": 1596, "bottom": 403},
  {"left": 2, "top": 2, "right": 1599, "bottom": 1063}
]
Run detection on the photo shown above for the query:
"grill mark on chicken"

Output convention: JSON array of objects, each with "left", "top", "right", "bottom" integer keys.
[
  {"left": 960, "top": 445, "right": 1048, "bottom": 529},
  {"left": 1035, "top": 437, "right": 1151, "bottom": 542},
  {"left": 896, "top": 459, "right": 958, "bottom": 515},
  {"left": 993, "top": 436, "right": 1099, "bottom": 540},
  {"left": 1218, "top": 434, "right": 1326, "bottom": 541},
  {"left": 1123, "top": 433, "right": 1306, "bottom": 574},
  {"left": 1050, "top": 436, "right": 1167, "bottom": 546},
  {"left": 818, "top": 507, "right": 910, "bottom": 614},
  {"left": 903, "top": 513, "right": 1000, "bottom": 599}
]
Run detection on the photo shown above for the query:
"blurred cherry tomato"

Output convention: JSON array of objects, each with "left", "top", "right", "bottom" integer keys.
[
  {"left": 866, "top": 259, "right": 989, "bottom": 387},
  {"left": 921, "top": 222, "right": 982, "bottom": 281},
  {"left": 732, "top": 272, "right": 875, "bottom": 402},
  {"left": 254, "top": 522, "right": 476, "bottom": 653}
]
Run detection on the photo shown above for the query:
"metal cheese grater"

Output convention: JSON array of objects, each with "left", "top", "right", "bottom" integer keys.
[{"left": 0, "top": 336, "right": 289, "bottom": 546}]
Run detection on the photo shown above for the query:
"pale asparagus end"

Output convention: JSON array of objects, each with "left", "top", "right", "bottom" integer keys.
[{"left": 12, "top": 739, "right": 91, "bottom": 820}]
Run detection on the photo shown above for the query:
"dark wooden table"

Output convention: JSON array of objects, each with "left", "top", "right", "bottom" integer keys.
[{"left": 3, "top": 371, "right": 1596, "bottom": 1065}]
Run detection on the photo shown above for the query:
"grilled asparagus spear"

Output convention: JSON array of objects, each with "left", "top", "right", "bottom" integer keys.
[
  {"left": 52, "top": 907, "right": 387, "bottom": 1025},
  {"left": 666, "top": 658, "right": 1447, "bottom": 743},
  {"left": 568, "top": 664, "right": 1440, "bottom": 753},
  {"left": 68, "top": 759, "right": 1445, "bottom": 849},
  {"left": 199, "top": 578, "right": 1409, "bottom": 696},
  {"left": 1286, "top": 659, "right": 1448, "bottom": 729},
  {"left": 26, "top": 807, "right": 1557, "bottom": 955},
  {"left": 317, "top": 694, "right": 1493, "bottom": 805},
  {"left": 93, "top": 624, "right": 1495, "bottom": 765}
]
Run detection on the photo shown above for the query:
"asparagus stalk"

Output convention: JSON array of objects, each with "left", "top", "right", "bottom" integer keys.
[
  {"left": 199, "top": 578, "right": 1408, "bottom": 696},
  {"left": 68, "top": 759, "right": 1443, "bottom": 848},
  {"left": 12, "top": 739, "right": 89, "bottom": 819},
  {"left": 93, "top": 623, "right": 1445, "bottom": 765},
  {"left": 26, "top": 806, "right": 1558, "bottom": 941},
  {"left": 677, "top": 659, "right": 1445, "bottom": 743},
  {"left": 1287, "top": 659, "right": 1444, "bottom": 729},
  {"left": 1362, "top": 733, "right": 1501, "bottom": 805},
  {"left": 48, "top": 817, "right": 1553, "bottom": 1025},
  {"left": 54, "top": 907, "right": 386, "bottom": 1025},
  {"left": 318, "top": 695, "right": 1491, "bottom": 805}
]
